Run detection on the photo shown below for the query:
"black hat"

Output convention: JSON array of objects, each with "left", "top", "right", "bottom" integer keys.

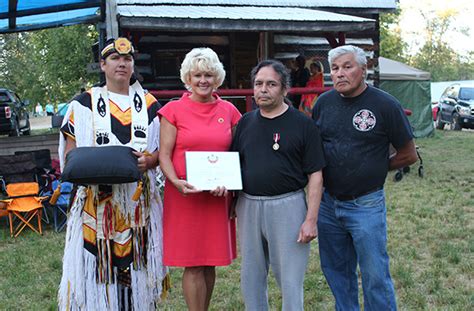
[{"left": 101, "top": 37, "right": 135, "bottom": 59}]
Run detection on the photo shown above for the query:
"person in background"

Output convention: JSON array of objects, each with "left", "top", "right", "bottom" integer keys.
[
  {"left": 57, "top": 37, "right": 167, "bottom": 310},
  {"left": 290, "top": 54, "right": 310, "bottom": 109},
  {"left": 300, "top": 61, "right": 324, "bottom": 117},
  {"left": 45, "top": 103, "right": 54, "bottom": 116},
  {"left": 312, "top": 45, "right": 418, "bottom": 310},
  {"left": 34, "top": 103, "right": 43, "bottom": 117},
  {"left": 158, "top": 47, "right": 241, "bottom": 311},
  {"left": 232, "top": 59, "right": 325, "bottom": 310}
]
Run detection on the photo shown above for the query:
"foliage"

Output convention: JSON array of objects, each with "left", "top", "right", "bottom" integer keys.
[
  {"left": 380, "top": 6, "right": 474, "bottom": 82},
  {"left": 1, "top": 131, "right": 473, "bottom": 310},
  {"left": 380, "top": 7, "right": 408, "bottom": 62},
  {"left": 0, "top": 32, "right": 41, "bottom": 105},
  {"left": 409, "top": 9, "right": 474, "bottom": 81},
  {"left": 0, "top": 25, "right": 99, "bottom": 107}
]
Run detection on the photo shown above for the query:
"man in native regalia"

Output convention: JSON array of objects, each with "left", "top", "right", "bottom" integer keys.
[{"left": 57, "top": 37, "right": 168, "bottom": 310}]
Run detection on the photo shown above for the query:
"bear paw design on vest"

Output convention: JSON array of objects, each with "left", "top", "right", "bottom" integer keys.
[
  {"left": 133, "top": 125, "right": 146, "bottom": 138},
  {"left": 96, "top": 132, "right": 110, "bottom": 145}
]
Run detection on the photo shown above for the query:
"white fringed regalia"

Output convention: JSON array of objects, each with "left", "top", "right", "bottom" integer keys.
[{"left": 57, "top": 82, "right": 168, "bottom": 310}]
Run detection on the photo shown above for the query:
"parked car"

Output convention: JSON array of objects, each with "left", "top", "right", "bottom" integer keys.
[
  {"left": 435, "top": 83, "right": 474, "bottom": 130},
  {"left": 0, "top": 88, "right": 31, "bottom": 136}
]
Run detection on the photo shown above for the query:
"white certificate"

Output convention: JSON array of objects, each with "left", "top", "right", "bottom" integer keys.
[{"left": 185, "top": 151, "right": 242, "bottom": 190}]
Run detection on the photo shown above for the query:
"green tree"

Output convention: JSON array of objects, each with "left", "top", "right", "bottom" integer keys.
[
  {"left": 0, "top": 24, "right": 99, "bottom": 107},
  {"left": 30, "top": 25, "right": 99, "bottom": 104},
  {"left": 380, "top": 7, "right": 408, "bottom": 62},
  {"left": 409, "top": 8, "right": 474, "bottom": 81},
  {"left": 0, "top": 32, "right": 42, "bottom": 103}
]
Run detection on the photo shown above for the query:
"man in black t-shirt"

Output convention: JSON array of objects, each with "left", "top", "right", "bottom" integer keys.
[
  {"left": 232, "top": 60, "right": 325, "bottom": 310},
  {"left": 312, "top": 45, "right": 418, "bottom": 310}
]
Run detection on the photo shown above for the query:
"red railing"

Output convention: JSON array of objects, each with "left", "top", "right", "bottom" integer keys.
[{"left": 149, "top": 87, "right": 332, "bottom": 112}]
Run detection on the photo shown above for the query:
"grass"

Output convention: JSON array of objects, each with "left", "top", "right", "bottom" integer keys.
[
  {"left": 1, "top": 130, "right": 473, "bottom": 310},
  {"left": 30, "top": 128, "right": 59, "bottom": 136}
]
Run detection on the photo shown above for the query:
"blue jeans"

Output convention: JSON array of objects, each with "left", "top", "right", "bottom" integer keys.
[{"left": 317, "top": 189, "right": 397, "bottom": 311}]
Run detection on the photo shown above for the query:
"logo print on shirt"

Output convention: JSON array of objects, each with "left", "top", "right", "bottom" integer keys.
[
  {"left": 133, "top": 92, "right": 142, "bottom": 112},
  {"left": 97, "top": 95, "right": 106, "bottom": 117},
  {"left": 352, "top": 109, "right": 376, "bottom": 132}
]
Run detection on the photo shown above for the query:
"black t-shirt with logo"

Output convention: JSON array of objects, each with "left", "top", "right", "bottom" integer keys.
[
  {"left": 232, "top": 106, "right": 325, "bottom": 196},
  {"left": 312, "top": 85, "right": 413, "bottom": 197}
]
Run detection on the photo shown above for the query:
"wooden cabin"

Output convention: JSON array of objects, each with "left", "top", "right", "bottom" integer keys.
[{"left": 102, "top": 1, "right": 397, "bottom": 107}]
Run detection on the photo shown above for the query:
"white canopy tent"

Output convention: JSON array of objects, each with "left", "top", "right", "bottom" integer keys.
[{"left": 379, "top": 57, "right": 430, "bottom": 80}]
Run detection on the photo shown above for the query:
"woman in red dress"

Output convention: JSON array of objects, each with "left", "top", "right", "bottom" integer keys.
[
  {"left": 300, "top": 61, "right": 324, "bottom": 117},
  {"left": 158, "top": 47, "right": 241, "bottom": 310}
]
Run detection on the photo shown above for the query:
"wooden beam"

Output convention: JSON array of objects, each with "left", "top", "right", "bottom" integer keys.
[
  {"left": 268, "top": 32, "right": 274, "bottom": 58},
  {"left": 258, "top": 32, "right": 271, "bottom": 61},
  {"left": 323, "top": 32, "right": 348, "bottom": 48},
  {"left": 7, "top": 0, "right": 17, "bottom": 30},
  {"left": 1, "top": 16, "right": 101, "bottom": 34},
  {"left": 324, "top": 33, "right": 338, "bottom": 48},
  {"left": 229, "top": 33, "right": 237, "bottom": 88},
  {"left": 0, "top": 1, "right": 102, "bottom": 19},
  {"left": 372, "top": 14, "right": 380, "bottom": 87},
  {"left": 338, "top": 32, "right": 346, "bottom": 45},
  {"left": 119, "top": 18, "right": 375, "bottom": 33},
  {"left": 106, "top": 0, "right": 118, "bottom": 39}
]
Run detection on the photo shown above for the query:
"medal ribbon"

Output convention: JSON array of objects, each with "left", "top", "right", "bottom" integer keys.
[{"left": 273, "top": 133, "right": 280, "bottom": 144}]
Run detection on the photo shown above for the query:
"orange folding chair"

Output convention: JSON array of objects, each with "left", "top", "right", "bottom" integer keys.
[
  {"left": 0, "top": 201, "right": 9, "bottom": 226},
  {"left": 0, "top": 182, "right": 47, "bottom": 237}
]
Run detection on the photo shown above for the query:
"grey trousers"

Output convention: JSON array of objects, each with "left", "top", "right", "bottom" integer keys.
[{"left": 236, "top": 190, "right": 310, "bottom": 311}]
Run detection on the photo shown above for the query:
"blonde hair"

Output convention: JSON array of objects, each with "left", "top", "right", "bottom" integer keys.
[{"left": 180, "top": 47, "right": 226, "bottom": 90}]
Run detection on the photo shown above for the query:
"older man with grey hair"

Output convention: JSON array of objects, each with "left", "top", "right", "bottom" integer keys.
[{"left": 312, "top": 45, "right": 418, "bottom": 310}]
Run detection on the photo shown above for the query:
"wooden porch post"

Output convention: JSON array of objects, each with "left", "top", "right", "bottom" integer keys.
[
  {"left": 229, "top": 33, "right": 237, "bottom": 88},
  {"left": 105, "top": 0, "right": 118, "bottom": 39}
]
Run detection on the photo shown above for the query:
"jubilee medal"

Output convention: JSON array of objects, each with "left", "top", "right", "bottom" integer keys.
[{"left": 273, "top": 133, "right": 280, "bottom": 151}]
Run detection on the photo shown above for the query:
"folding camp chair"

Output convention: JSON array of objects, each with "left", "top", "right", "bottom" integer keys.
[
  {"left": 0, "top": 200, "right": 9, "bottom": 227},
  {"left": 15, "top": 149, "right": 52, "bottom": 172},
  {"left": 0, "top": 153, "right": 37, "bottom": 184},
  {"left": 0, "top": 153, "right": 47, "bottom": 237},
  {"left": 0, "top": 182, "right": 47, "bottom": 237},
  {"left": 14, "top": 149, "right": 56, "bottom": 223},
  {"left": 49, "top": 180, "right": 72, "bottom": 232},
  {"left": 0, "top": 177, "right": 8, "bottom": 227}
]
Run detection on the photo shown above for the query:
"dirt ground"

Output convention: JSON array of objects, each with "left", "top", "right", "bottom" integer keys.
[{"left": 29, "top": 115, "right": 52, "bottom": 130}]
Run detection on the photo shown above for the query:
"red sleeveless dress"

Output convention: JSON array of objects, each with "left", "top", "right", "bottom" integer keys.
[{"left": 158, "top": 93, "right": 241, "bottom": 266}]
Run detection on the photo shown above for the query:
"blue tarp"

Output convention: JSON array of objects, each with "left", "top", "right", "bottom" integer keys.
[{"left": 0, "top": 0, "right": 102, "bottom": 33}]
